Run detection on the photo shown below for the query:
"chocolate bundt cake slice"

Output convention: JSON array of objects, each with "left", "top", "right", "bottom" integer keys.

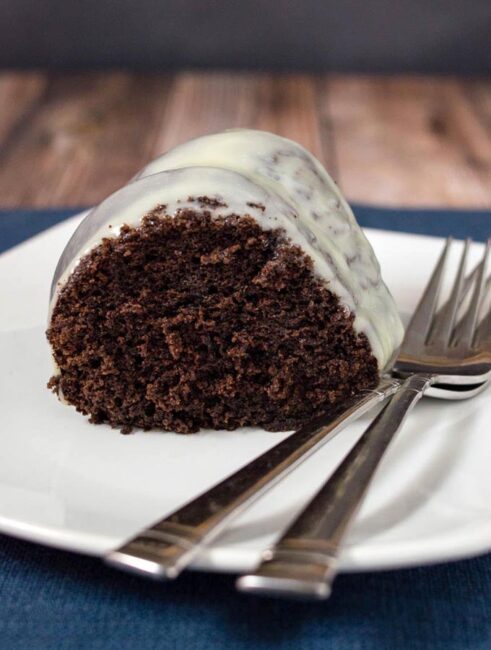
[{"left": 47, "top": 130, "right": 403, "bottom": 433}]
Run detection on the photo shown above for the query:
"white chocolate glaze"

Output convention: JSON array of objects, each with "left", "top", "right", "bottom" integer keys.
[{"left": 50, "top": 129, "right": 404, "bottom": 369}]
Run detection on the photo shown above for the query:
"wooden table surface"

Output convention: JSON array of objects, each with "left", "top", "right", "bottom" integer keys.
[{"left": 0, "top": 72, "right": 490, "bottom": 209}]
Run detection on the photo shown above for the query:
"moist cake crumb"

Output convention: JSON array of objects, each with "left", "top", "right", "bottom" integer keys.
[{"left": 47, "top": 208, "right": 378, "bottom": 434}]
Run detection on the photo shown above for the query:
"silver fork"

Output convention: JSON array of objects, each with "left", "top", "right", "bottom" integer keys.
[
  {"left": 237, "top": 237, "right": 491, "bottom": 600},
  {"left": 105, "top": 239, "right": 488, "bottom": 582}
]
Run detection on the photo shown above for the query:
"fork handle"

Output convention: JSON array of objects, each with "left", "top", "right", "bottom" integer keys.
[
  {"left": 105, "top": 379, "right": 399, "bottom": 579},
  {"left": 236, "top": 373, "right": 435, "bottom": 600}
]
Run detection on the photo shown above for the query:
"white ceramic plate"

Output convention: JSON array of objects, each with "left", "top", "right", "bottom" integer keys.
[{"left": 1, "top": 215, "right": 490, "bottom": 574}]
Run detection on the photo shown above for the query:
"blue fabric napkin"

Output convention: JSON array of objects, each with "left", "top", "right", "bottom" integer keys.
[{"left": 0, "top": 206, "right": 490, "bottom": 650}]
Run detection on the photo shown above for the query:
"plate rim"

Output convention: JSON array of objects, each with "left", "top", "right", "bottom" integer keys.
[{"left": 1, "top": 509, "right": 490, "bottom": 573}]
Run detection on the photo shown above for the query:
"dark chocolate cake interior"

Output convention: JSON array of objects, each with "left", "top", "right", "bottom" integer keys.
[{"left": 47, "top": 206, "right": 378, "bottom": 433}]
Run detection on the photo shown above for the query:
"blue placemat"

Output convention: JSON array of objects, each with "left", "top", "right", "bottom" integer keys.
[
  {"left": 1, "top": 204, "right": 490, "bottom": 255},
  {"left": 0, "top": 206, "right": 490, "bottom": 650}
]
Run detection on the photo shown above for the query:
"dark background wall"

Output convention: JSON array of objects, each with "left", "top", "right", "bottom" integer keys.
[{"left": 2, "top": 0, "right": 491, "bottom": 73}]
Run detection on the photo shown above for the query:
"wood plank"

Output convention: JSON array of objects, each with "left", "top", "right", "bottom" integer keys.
[
  {"left": 0, "top": 72, "right": 328, "bottom": 208},
  {"left": 0, "top": 72, "right": 173, "bottom": 207},
  {"left": 325, "top": 75, "right": 491, "bottom": 207},
  {"left": 0, "top": 72, "right": 490, "bottom": 209},
  {"left": 0, "top": 73, "right": 46, "bottom": 146},
  {"left": 151, "top": 72, "right": 327, "bottom": 165}
]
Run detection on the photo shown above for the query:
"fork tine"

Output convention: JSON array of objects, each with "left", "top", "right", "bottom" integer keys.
[
  {"left": 402, "top": 238, "right": 451, "bottom": 351},
  {"left": 450, "top": 267, "right": 489, "bottom": 346},
  {"left": 474, "top": 270, "right": 491, "bottom": 346},
  {"left": 459, "top": 263, "right": 479, "bottom": 301},
  {"left": 429, "top": 239, "right": 470, "bottom": 347},
  {"left": 430, "top": 256, "right": 477, "bottom": 341},
  {"left": 453, "top": 239, "right": 490, "bottom": 349}
]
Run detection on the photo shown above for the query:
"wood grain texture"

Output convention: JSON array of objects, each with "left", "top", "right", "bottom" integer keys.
[
  {"left": 0, "top": 73, "right": 173, "bottom": 206},
  {"left": 0, "top": 71, "right": 489, "bottom": 208},
  {"left": 326, "top": 75, "right": 491, "bottom": 207}
]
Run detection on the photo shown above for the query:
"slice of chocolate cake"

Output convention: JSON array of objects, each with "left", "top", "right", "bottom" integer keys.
[{"left": 47, "top": 130, "right": 404, "bottom": 433}]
